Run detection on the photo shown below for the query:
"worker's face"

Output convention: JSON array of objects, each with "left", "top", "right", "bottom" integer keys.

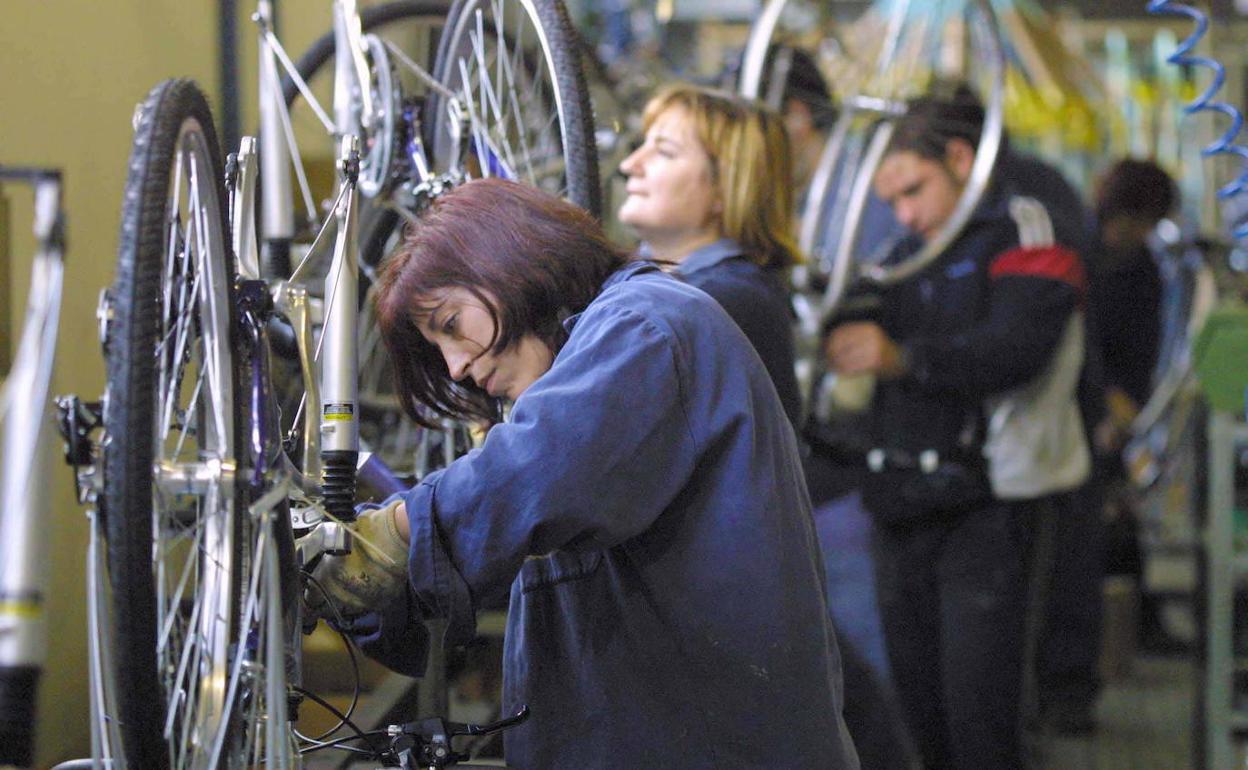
[
  {"left": 873, "top": 144, "right": 972, "bottom": 243},
  {"left": 783, "top": 98, "right": 821, "bottom": 188},
  {"left": 417, "top": 287, "right": 554, "bottom": 402},
  {"left": 617, "top": 105, "right": 721, "bottom": 242}
]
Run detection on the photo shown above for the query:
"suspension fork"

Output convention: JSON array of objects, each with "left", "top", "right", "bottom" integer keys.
[{"left": 318, "top": 137, "right": 362, "bottom": 521}]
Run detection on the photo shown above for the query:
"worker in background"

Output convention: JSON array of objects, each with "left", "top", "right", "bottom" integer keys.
[
  {"left": 824, "top": 87, "right": 1089, "bottom": 769},
  {"left": 620, "top": 80, "right": 917, "bottom": 768},
  {"left": 1091, "top": 158, "right": 1188, "bottom": 658}
]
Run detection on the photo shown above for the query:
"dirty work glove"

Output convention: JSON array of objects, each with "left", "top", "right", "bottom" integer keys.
[{"left": 305, "top": 499, "right": 409, "bottom": 620}]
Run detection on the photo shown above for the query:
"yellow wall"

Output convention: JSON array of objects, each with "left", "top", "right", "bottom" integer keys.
[{"left": 0, "top": 3, "right": 340, "bottom": 765}]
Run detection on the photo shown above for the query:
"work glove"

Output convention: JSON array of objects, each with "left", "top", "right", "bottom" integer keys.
[{"left": 305, "top": 499, "right": 410, "bottom": 621}]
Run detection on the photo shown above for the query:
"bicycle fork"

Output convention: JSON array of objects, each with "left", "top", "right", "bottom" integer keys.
[{"left": 319, "top": 136, "right": 363, "bottom": 522}]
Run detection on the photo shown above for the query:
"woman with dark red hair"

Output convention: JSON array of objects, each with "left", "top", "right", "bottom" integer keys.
[{"left": 307, "top": 178, "right": 859, "bottom": 769}]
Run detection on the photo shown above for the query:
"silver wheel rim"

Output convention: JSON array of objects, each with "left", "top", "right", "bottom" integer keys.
[
  {"left": 737, "top": 0, "right": 1006, "bottom": 316},
  {"left": 436, "top": 0, "right": 573, "bottom": 200},
  {"left": 149, "top": 118, "right": 243, "bottom": 769}
]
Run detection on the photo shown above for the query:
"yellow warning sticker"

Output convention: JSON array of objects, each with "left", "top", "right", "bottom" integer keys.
[{"left": 323, "top": 403, "right": 355, "bottom": 421}]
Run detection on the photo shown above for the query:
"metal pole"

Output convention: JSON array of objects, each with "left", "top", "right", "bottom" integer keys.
[{"left": 219, "top": 0, "right": 241, "bottom": 153}]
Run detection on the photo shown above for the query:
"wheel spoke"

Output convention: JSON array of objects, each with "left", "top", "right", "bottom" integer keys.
[
  {"left": 469, "top": 25, "right": 521, "bottom": 179},
  {"left": 170, "top": 363, "right": 207, "bottom": 462},
  {"left": 159, "top": 265, "right": 201, "bottom": 444},
  {"left": 193, "top": 212, "right": 228, "bottom": 454},
  {"left": 458, "top": 58, "right": 492, "bottom": 176},
  {"left": 207, "top": 521, "right": 269, "bottom": 768},
  {"left": 496, "top": 17, "right": 542, "bottom": 185},
  {"left": 156, "top": 518, "right": 206, "bottom": 652}
]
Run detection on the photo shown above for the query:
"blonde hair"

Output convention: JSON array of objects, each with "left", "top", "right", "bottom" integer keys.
[{"left": 641, "top": 84, "right": 800, "bottom": 269}]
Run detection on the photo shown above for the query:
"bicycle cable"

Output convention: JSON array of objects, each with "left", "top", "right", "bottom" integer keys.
[{"left": 299, "top": 571, "right": 366, "bottom": 741}]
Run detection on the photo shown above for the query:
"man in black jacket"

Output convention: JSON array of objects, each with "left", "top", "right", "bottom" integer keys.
[{"left": 825, "top": 89, "right": 1090, "bottom": 770}]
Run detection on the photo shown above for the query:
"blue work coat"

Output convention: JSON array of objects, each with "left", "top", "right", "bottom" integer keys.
[
  {"left": 362, "top": 262, "right": 859, "bottom": 769},
  {"left": 675, "top": 238, "right": 803, "bottom": 429}
]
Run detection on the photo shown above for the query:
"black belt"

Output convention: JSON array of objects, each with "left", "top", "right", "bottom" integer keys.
[
  {"left": 866, "top": 447, "right": 941, "bottom": 473},
  {"left": 802, "top": 423, "right": 978, "bottom": 475}
]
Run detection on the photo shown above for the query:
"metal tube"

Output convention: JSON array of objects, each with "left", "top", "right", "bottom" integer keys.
[
  {"left": 320, "top": 137, "right": 361, "bottom": 455},
  {"left": 0, "top": 170, "right": 63, "bottom": 770},
  {"left": 232, "top": 136, "right": 261, "bottom": 280},
  {"left": 258, "top": 0, "right": 295, "bottom": 247},
  {"left": 320, "top": 137, "right": 361, "bottom": 518}
]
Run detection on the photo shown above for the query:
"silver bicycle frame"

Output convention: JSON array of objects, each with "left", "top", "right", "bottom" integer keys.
[
  {"left": 0, "top": 168, "right": 65, "bottom": 770},
  {"left": 257, "top": 0, "right": 296, "bottom": 248}
]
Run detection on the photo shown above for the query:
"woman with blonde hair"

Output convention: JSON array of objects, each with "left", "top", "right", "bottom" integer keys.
[
  {"left": 619, "top": 84, "right": 802, "bottom": 425},
  {"left": 622, "top": 84, "right": 926, "bottom": 768}
]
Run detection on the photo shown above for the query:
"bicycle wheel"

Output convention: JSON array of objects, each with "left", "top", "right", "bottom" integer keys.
[
  {"left": 103, "top": 78, "right": 289, "bottom": 769},
  {"left": 424, "top": 0, "right": 600, "bottom": 217},
  {"left": 278, "top": 0, "right": 450, "bottom": 266},
  {"left": 739, "top": 0, "right": 1005, "bottom": 303}
]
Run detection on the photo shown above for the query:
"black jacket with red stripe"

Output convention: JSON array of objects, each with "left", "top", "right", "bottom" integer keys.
[{"left": 849, "top": 183, "right": 1087, "bottom": 509}]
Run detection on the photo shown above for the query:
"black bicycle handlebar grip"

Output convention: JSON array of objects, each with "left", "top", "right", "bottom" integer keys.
[{"left": 0, "top": 665, "right": 39, "bottom": 767}]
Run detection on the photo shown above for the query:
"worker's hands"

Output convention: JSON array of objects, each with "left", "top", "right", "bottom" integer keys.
[
  {"left": 305, "top": 499, "right": 410, "bottom": 621},
  {"left": 825, "top": 322, "right": 906, "bottom": 379},
  {"left": 1095, "top": 386, "right": 1142, "bottom": 453}
]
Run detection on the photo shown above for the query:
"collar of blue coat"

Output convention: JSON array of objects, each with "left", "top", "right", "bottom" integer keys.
[
  {"left": 561, "top": 260, "right": 665, "bottom": 334},
  {"left": 673, "top": 237, "right": 745, "bottom": 276}
]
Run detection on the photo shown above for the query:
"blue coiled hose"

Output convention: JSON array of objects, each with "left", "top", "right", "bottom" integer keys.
[{"left": 1147, "top": 0, "right": 1248, "bottom": 240}]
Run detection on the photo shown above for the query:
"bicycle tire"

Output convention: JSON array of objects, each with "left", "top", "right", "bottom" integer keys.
[
  {"left": 424, "top": 0, "right": 600, "bottom": 218},
  {"left": 103, "top": 78, "right": 255, "bottom": 769}
]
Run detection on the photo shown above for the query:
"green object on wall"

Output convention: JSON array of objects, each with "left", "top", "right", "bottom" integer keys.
[{"left": 1192, "top": 302, "right": 1248, "bottom": 413}]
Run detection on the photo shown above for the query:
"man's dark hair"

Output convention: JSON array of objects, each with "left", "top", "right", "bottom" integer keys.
[
  {"left": 886, "top": 81, "right": 985, "bottom": 162},
  {"left": 760, "top": 45, "right": 837, "bottom": 131},
  {"left": 1095, "top": 158, "right": 1177, "bottom": 225}
]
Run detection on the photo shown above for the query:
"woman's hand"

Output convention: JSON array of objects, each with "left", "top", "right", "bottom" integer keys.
[{"left": 305, "top": 499, "right": 411, "bottom": 620}]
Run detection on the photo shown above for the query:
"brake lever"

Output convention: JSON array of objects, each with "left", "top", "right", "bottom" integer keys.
[
  {"left": 392, "top": 706, "right": 529, "bottom": 768},
  {"left": 449, "top": 705, "right": 530, "bottom": 737}
]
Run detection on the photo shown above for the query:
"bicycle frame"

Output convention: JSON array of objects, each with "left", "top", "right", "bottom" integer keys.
[
  {"left": 0, "top": 167, "right": 65, "bottom": 770},
  {"left": 250, "top": 0, "right": 461, "bottom": 503},
  {"left": 67, "top": 3, "right": 569, "bottom": 762}
]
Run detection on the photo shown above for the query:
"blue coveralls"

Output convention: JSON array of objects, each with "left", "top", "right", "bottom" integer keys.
[
  {"left": 358, "top": 262, "right": 860, "bottom": 770},
  {"left": 674, "top": 238, "right": 802, "bottom": 428}
]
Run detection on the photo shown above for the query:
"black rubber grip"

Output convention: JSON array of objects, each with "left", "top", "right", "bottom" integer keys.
[{"left": 322, "top": 449, "right": 359, "bottom": 521}]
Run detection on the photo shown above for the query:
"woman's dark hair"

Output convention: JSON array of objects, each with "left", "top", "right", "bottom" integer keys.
[
  {"left": 1095, "top": 158, "right": 1178, "bottom": 225},
  {"left": 375, "top": 178, "right": 631, "bottom": 427},
  {"left": 886, "top": 81, "right": 985, "bottom": 162}
]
